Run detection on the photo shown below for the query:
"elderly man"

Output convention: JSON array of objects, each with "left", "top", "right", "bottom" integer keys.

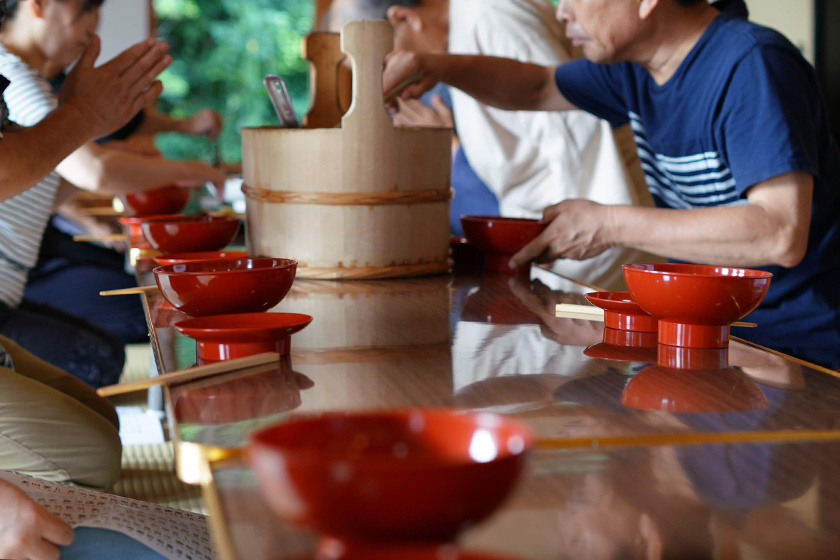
[
  {"left": 384, "top": 0, "right": 840, "bottom": 368},
  {"left": 332, "top": 0, "right": 656, "bottom": 290}
]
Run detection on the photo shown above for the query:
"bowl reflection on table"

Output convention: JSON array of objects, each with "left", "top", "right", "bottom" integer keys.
[
  {"left": 122, "top": 185, "right": 190, "bottom": 216},
  {"left": 248, "top": 409, "right": 532, "bottom": 557},
  {"left": 460, "top": 216, "right": 546, "bottom": 273},
  {"left": 175, "top": 312, "right": 312, "bottom": 363},
  {"left": 460, "top": 276, "right": 541, "bottom": 325},
  {"left": 154, "top": 258, "right": 297, "bottom": 317},
  {"left": 584, "top": 328, "right": 658, "bottom": 363},
  {"left": 140, "top": 215, "right": 240, "bottom": 253},
  {"left": 623, "top": 263, "right": 772, "bottom": 348},
  {"left": 153, "top": 250, "right": 250, "bottom": 266},
  {"left": 621, "top": 347, "right": 769, "bottom": 413},
  {"left": 173, "top": 358, "right": 313, "bottom": 425}
]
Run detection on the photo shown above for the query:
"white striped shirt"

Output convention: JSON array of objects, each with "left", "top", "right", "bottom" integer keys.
[{"left": 0, "top": 45, "right": 60, "bottom": 307}]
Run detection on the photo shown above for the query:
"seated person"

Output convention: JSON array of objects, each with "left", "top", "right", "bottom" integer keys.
[
  {"left": 341, "top": 0, "right": 657, "bottom": 290},
  {"left": 0, "top": 0, "right": 227, "bottom": 386},
  {"left": 383, "top": 0, "right": 840, "bottom": 368}
]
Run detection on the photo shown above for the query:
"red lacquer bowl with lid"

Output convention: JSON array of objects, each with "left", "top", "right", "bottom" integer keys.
[
  {"left": 460, "top": 216, "right": 546, "bottom": 273},
  {"left": 623, "top": 263, "right": 772, "bottom": 348},
  {"left": 248, "top": 409, "right": 532, "bottom": 557},
  {"left": 141, "top": 215, "right": 240, "bottom": 254},
  {"left": 154, "top": 258, "right": 297, "bottom": 317}
]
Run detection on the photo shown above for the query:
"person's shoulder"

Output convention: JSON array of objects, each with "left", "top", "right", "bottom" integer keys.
[
  {"left": 0, "top": 45, "right": 43, "bottom": 85},
  {"left": 715, "top": 15, "right": 804, "bottom": 62}
]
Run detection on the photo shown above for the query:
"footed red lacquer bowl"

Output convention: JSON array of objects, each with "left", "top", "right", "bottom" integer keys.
[
  {"left": 623, "top": 263, "right": 771, "bottom": 348},
  {"left": 154, "top": 258, "right": 297, "bottom": 317},
  {"left": 248, "top": 409, "right": 533, "bottom": 557},
  {"left": 141, "top": 215, "right": 240, "bottom": 253},
  {"left": 584, "top": 291, "right": 658, "bottom": 333},
  {"left": 175, "top": 312, "right": 312, "bottom": 363},
  {"left": 460, "top": 216, "right": 546, "bottom": 273}
]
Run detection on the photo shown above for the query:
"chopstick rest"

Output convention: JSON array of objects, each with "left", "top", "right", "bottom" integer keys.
[
  {"left": 555, "top": 303, "right": 756, "bottom": 328},
  {"left": 96, "top": 352, "right": 282, "bottom": 397}
]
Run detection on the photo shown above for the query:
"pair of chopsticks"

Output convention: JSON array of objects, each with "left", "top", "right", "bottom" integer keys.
[
  {"left": 73, "top": 234, "right": 129, "bottom": 243},
  {"left": 96, "top": 352, "right": 281, "bottom": 397},
  {"left": 555, "top": 303, "right": 757, "bottom": 328}
]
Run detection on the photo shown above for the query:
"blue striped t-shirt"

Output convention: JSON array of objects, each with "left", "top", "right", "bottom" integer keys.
[{"left": 553, "top": 11, "right": 840, "bottom": 367}]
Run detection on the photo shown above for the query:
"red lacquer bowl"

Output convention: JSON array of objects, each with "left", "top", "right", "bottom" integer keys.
[
  {"left": 621, "top": 347, "right": 768, "bottom": 413},
  {"left": 153, "top": 250, "right": 250, "bottom": 266},
  {"left": 623, "top": 264, "right": 772, "bottom": 348},
  {"left": 584, "top": 328, "right": 658, "bottom": 363},
  {"left": 175, "top": 312, "right": 312, "bottom": 363},
  {"left": 154, "top": 258, "right": 297, "bottom": 317},
  {"left": 173, "top": 358, "right": 313, "bottom": 425},
  {"left": 584, "top": 291, "right": 658, "bottom": 333},
  {"left": 460, "top": 216, "right": 546, "bottom": 273},
  {"left": 141, "top": 215, "right": 240, "bottom": 253},
  {"left": 248, "top": 409, "right": 532, "bottom": 550},
  {"left": 122, "top": 185, "right": 190, "bottom": 216},
  {"left": 119, "top": 214, "right": 187, "bottom": 249}
]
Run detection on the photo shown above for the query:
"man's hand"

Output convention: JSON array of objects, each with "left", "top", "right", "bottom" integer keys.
[
  {"left": 0, "top": 479, "right": 74, "bottom": 560},
  {"left": 60, "top": 35, "right": 171, "bottom": 141},
  {"left": 393, "top": 95, "right": 454, "bottom": 128},
  {"left": 383, "top": 51, "right": 441, "bottom": 105},
  {"left": 510, "top": 200, "right": 615, "bottom": 269},
  {"left": 184, "top": 108, "right": 222, "bottom": 138}
]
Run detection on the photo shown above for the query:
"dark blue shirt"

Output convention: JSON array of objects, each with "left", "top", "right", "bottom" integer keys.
[{"left": 554, "top": 11, "right": 840, "bottom": 368}]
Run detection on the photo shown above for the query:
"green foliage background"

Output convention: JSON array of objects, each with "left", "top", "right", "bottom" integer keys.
[{"left": 152, "top": 0, "right": 314, "bottom": 163}]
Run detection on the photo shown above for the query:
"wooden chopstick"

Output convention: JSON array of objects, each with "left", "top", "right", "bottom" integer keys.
[
  {"left": 76, "top": 207, "right": 123, "bottom": 217},
  {"left": 554, "top": 303, "right": 756, "bottom": 328},
  {"left": 96, "top": 352, "right": 282, "bottom": 397},
  {"left": 73, "top": 234, "right": 129, "bottom": 242},
  {"left": 383, "top": 71, "right": 424, "bottom": 104},
  {"left": 100, "top": 285, "right": 159, "bottom": 296}
]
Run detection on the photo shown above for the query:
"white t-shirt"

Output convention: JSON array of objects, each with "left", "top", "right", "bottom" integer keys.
[
  {"left": 0, "top": 45, "right": 61, "bottom": 307},
  {"left": 448, "top": 0, "right": 658, "bottom": 289}
]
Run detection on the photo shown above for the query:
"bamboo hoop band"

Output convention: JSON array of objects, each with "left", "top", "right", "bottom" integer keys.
[
  {"left": 242, "top": 184, "right": 452, "bottom": 206},
  {"left": 295, "top": 261, "right": 450, "bottom": 280}
]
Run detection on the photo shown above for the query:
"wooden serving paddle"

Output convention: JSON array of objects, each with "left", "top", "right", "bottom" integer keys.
[
  {"left": 555, "top": 303, "right": 756, "bottom": 328},
  {"left": 96, "top": 352, "right": 282, "bottom": 397}
]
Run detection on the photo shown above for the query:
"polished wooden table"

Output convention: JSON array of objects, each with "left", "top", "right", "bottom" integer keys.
[{"left": 135, "top": 260, "right": 840, "bottom": 560}]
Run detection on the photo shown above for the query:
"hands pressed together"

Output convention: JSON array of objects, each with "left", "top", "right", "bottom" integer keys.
[{"left": 60, "top": 35, "right": 171, "bottom": 143}]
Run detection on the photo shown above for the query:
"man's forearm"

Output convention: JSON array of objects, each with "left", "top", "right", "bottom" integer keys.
[
  {"left": 429, "top": 54, "right": 571, "bottom": 112},
  {"left": 0, "top": 106, "right": 93, "bottom": 201}
]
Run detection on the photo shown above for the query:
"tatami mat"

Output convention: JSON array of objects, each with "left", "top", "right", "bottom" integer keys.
[
  {"left": 110, "top": 344, "right": 206, "bottom": 514},
  {"left": 114, "top": 443, "right": 206, "bottom": 514}
]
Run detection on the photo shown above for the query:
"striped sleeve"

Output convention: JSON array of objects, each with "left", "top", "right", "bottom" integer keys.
[{"left": 0, "top": 52, "right": 58, "bottom": 126}]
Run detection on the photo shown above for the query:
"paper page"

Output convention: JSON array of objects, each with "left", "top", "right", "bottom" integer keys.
[
  {"left": 0, "top": 472, "right": 215, "bottom": 560},
  {"left": 117, "top": 406, "right": 166, "bottom": 445}
]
